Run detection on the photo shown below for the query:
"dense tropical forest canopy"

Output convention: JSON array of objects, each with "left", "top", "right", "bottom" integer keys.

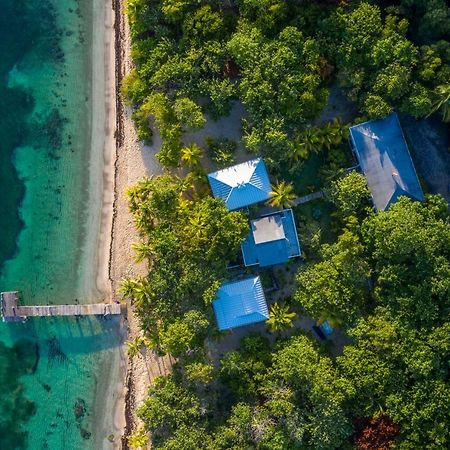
[
  {"left": 122, "top": 0, "right": 450, "bottom": 168},
  {"left": 121, "top": 0, "right": 450, "bottom": 449}
]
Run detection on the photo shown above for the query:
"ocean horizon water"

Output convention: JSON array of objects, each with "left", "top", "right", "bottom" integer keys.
[{"left": 0, "top": 1, "right": 122, "bottom": 448}]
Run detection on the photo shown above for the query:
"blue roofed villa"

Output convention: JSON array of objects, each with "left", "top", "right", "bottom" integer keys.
[
  {"left": 241, "top": 209, "right": 301, "bottom": 268},
  {"left": 349, "top": 112, "right": 424, "bottom": 211},
  {"left": 213, "top": 276, "right": 269, "bottom": 331},
  {"left": 207, "top": 158, "right": 271, "bottom": 210}
]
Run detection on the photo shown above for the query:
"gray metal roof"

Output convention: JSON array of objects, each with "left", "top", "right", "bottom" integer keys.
[
  {"left": 349, "top": 113, "right": 424, "bottom": 211},
  {"left": 252, "top": 215, "right": 285, "bottom": 244}
]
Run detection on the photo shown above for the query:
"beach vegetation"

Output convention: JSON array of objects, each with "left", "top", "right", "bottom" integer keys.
[
  {"left": 180, "top": 143, "right": 203, "bottom": 168},
  {"left": 127, "top": 337, "right": 147, "bottom": 359},
  {"left": 428, "top": 84, "right": 450, "bottom": 122},
  {"left": 159, "top": 310, "right": 209, "bottom": 357},
  {"left": 204, "top": 137, "right": 237, "bottom": 168},
  {"left": 184, "top": 361, "right": 214, "bottom": 385},
  {"left": 137, "top": 374, "right": 203, "bottom": 444},
  {"left": 289, "top": 119, "right": 348, "bottom": 164},
  {"left": 128, "top": 427, "right": 149, "bottom": 449},
  {"left": 328, "top": 2, "right": 450, "bottom": 119},
  {"left": 173, "top": 97, "right": 206, "bottom": 130},
  {"left": 128, "top": 190, "right": 450, "bottom": 448},
  {"left": 295, "top": 227, "right": 371, "bottom": 329}
]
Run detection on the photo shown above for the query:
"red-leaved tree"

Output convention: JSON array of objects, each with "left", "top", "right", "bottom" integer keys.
[{"left": 353, "top": 414, "right": 400, "bottom": 450}]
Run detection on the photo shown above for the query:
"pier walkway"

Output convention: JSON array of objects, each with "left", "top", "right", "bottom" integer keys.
[
  {"left": 292, "top": 191, "right": 324, "bottom": 206},
  {"left": 1, "top": 291, "right": 121, "bottom": 322}
]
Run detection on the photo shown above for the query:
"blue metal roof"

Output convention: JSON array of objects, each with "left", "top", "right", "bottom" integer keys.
[
  {"left": 349, "top": 113, "right": 424, "bottom": 211},
  {"left": 241, "top": 209, "right": 301, "bottom": 268},
  {"left": 213, "top": 276, "right": 269, "bottom": 330},
  {"left": 207, "top": 158, "right": 271, "bottom": 210}
]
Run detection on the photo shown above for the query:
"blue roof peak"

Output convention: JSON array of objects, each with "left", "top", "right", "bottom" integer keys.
[
  {"left": 213, "top": 276, "right": 269, "bottom": 331},
  {"left": 207, "top": 158, "right": 271, "bottom": 210}
]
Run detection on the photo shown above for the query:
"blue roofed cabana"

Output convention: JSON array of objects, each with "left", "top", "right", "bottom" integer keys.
[
  {"left": 213, "top": 276, "right": 269, "bottom": 331},
  {"left": 207, "top": 158, "right": 271, "bottom": 210},
  {"left": 241, "top": 209, "right": 301, "bottom": 268},
  {"left": 349, "top": 112, "right": 424, "bottom": 211}
]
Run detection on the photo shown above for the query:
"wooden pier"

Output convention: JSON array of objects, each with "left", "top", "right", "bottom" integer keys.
[{"left": 1, "top": 291, "right": 121, "bottom": 322}]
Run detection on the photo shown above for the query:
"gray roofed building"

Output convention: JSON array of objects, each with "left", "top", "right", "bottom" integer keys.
[
  {"left": 349, "top": 112, "right": 424, "bottom": 211},
  {"left": 241, "top": 209, "right": 301, "bottom": 268}
]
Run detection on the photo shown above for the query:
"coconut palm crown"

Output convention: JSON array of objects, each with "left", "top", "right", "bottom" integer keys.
[
  {"left": 268, "top": 181, "right": 297, "bottom": 208},
  {"left": 266, "top": 302, "right": 297, "bottom": 333},
  {"left": 428, "top": 84, "right": 450, "bottom": 122},
  {"left": 181, "top": 143, "right": 204, "bottom": 168}
]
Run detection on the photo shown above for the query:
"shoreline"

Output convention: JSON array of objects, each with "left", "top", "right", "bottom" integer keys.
[
  {"left": 111, "top": 0, "right": 138, "bottom": 447},
  {"left": 79, "top": 0, "right": 115, "bottom": 303},
  {"left": 86, "top": 0, "right": 127, "bottom": 448},
  {"left": 110, "top": 0, "right": 173, "bottom": 447},
  {"left": 111, "top": 0, "right": 145, "bottom": 446}
]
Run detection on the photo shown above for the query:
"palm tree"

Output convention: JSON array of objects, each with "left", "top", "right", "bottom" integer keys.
[
  {"left": 289, "top": 127, "right": 322, "bottom": 162},
  {"left": 127, "top": 336, "right": 155, "bottom": 380},
  {"left": 131, "top": 242, "right": 153, "bottom": 263},
  {"left": 428, "top": 84, "right": 450, "bottom": 122},
  {"left": 268, "top": 181, "right": 297, "bottom": 208},
  {"left": 181, "top": 143, "right": 203, "bottom": 168},
  {"left": 119, "top": 277, "right": 150, "bottom": 309},
  {"left": 126, "top": 177, "right": 154, "bottom": 209},
  {"left": 321, "top": 118, "right": 345, "bottom": 150},
  {"left": 120, "top": 278, "right": 139, "bottom": 299},
  {"left": 266, "top": 302, "right": 296, "bottom": 333},
  {"left": 289, "top": 140, "right": 309, "bottom": 162},
  {"left": 183, "top": 168, "right": 208, "bottom": 199},
  {"left": 128, "top": 427, "right": 148, "bottom": 449},
  {"left": 127, "top": 337, "right": 145, "bottom": 359},
  {"left": 302, "top": 127, "right": 323, "bottom": 154}
]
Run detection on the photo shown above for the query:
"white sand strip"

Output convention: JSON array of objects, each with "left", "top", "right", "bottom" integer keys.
[
  {"left": 77, "top": 0, "right": 127, "bottom": 448},
  {"left": 75, "top": 0, "right": 115, "bottom": 303}
]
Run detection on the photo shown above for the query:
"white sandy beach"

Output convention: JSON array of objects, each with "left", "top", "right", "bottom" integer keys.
[
  {"left": 77, "top": 0, "right": 115, "bottom": 303},
  {"left": 73, "top": 0, "right": 129, "bottom": 448}
]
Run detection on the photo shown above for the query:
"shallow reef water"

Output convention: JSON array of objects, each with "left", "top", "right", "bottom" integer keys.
[{"left": 0, "top": 1, "right": 121, "bottom": 448}]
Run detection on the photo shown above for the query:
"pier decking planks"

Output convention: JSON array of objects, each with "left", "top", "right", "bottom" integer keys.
[{"left": 1, "top": 291, "right": 121, "bottom": 322}]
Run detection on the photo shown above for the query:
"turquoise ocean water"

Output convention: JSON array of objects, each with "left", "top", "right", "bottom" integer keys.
[{"left": 0, "top": 1, "right": 121, "bottom": 448}]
